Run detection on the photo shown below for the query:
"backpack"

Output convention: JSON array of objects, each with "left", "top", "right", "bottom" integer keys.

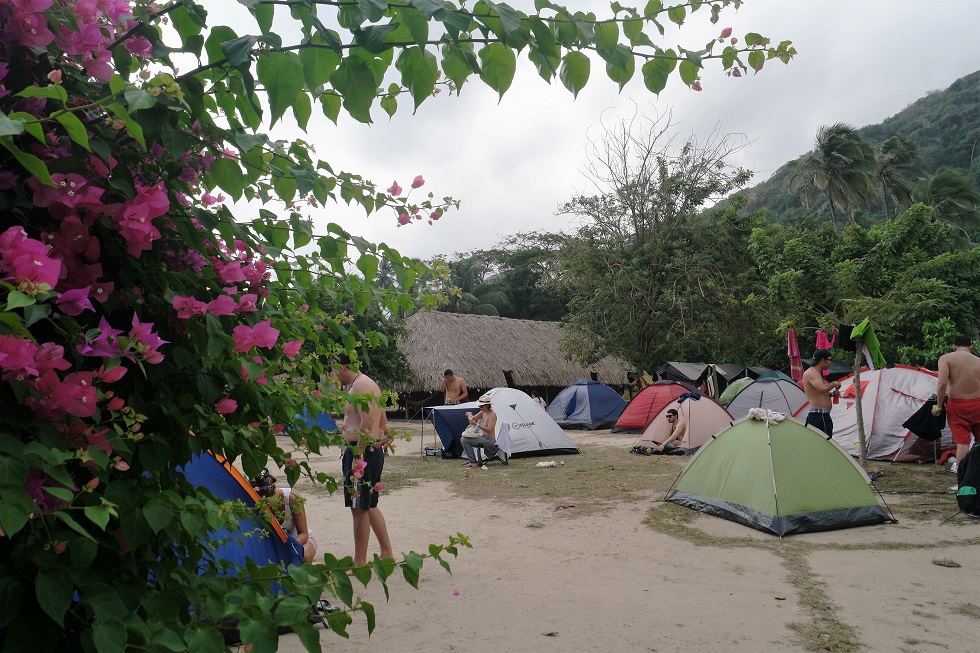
[{"left": 955, "top": 443, "right": 980, "bottom": 515}]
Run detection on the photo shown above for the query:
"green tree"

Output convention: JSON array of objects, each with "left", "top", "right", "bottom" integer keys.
[
  {"left": 921, "top": 167, "right": 980, "bottom": 244},
  {"left": 874, "top": 135, "right": 922, "bottom": 220},
  {"left": 0, "top": 1, "right": 795, "bottom": 650},
  {"left": 554, "top": 114, "right": 763, "bottom": 370},
  {"left": 790, "top": 123, "right": 876, "bottom": 231}
]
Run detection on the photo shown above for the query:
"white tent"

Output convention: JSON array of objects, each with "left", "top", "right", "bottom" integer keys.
[
  {"left": 428, "top": 387, "right": 580, "bottom": 458},
  {"left": 795, "top": 365, "right": 954, "bottom": 461}
]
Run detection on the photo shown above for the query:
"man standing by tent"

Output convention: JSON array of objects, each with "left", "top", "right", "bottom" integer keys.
[
  {"left": 802, "top": 349, "right": 842, "bottom": 438},
  {"left": 336, "top": 356, "right": 394, "bottom": 567},
  {"left": 932, "top": 336, "right": 980, "bottom": 492},
  {"left": 439, "top": 369, "right": 468, "bottom": 405}
]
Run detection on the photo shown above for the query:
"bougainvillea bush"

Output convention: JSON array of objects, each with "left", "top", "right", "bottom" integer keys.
[{"left": 0, "top": 0, "right": 791, "bottom": 650}]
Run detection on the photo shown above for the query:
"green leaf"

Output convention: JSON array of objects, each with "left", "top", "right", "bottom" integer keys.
[
  {"left": 9, "top": 111, "right": 44, "bottom": 142},
  {"left": 0, "top": 577, "right": 24, "bottom": 629},
  {"left": 357, "top": 253, "right": 379, "bottom": 280},
  {"left": 23, "top": 303, "right": 50, "bottom": 327},
  {"left": 273, "top": 596, "right": 313, "bottom": 626},
  {"left": 272, "top": 174, "right": 297, "bottom": 204},
  {"left": 641, "top": 52, "right": 676, "bottom": 94},
  {"left": 92, "top": 620, "right": 128, "bottom": 653},
  {"left": 253, "top": 2, "right": 274, "bottom": 33},
  {"left": 748, "top": 50, "right": 765, "bottom": 72},
  {"left": 5, "top": 290, "right": 36, "bottom": 310},
  {"left": 410, "top": 0, "right": 445, "bottom": 17},
  {"left": 441, "top": 44, "right": 479, "bottom": 92},
  {"left": 55, "top": 112, "right": 90, "bottom": 150},
  {"left": 17, "top": 84, "right": 68, "bottom": 103},
  {"left": 593, "top": 20, "right": 619, "bottom": 54},
  {"left": 478, "top": 43, "right": 517, "bottom": 99},
  {"left": 210, "top": 158, "right": 245, "bottom": 200},
  {"left": 494, "top": 3, "right": 523, "bottom": 34},
  {"left": 604, "top": 45, "right": 635, "bottom": 90},
  {"left": 299, "top": 40, "right": 341, "bottom": 90},
  {"left": 357, "top": 0, "right": 388, "bottom": 22},
  {"left": 292, "top": 89, "right": 312, "bottom": 131},
  {"left": 398, "top": 6, "right": 429, "bottom": 47},
  {"left": 0, "top": 456, "right": 28, "bottom": 487},
  {"left": 205, "top": 26, "right": 239, "bottom": 64},
  {"left": 52, "top": 511, "right": 96, "bottom": 541},
  {"left": 36, "top": 568, "right": 73, "bottom": 627},
  {"left": 667, "top": 4, "right": 685, "bottom": 25},
  {"left": 321, "top": 93, "right": 342, "bottom": 124},
  {"left": 0, "top": 136, "right": 53, "bottom": 185},
  {"left": 220, "top": 35, "right": 259, "bottom": 66},
  {"left": 84, "top": 503, "right": 111, "bottom": 530},
  {"left": 679, "top": 58, "right": 699, "bottom": 85},
  {"left": 559, "top": 50, "right": 590, "bottom": 98},
  {"left": 142, "top": 498, "right": 174, "bottom": 533},
  {"left": 380, "top": 93, "right": 397, "bottom": 117},
  {"left": 105, "top": 104, "right": 146, "bottom": 149},
  {"left": 0, "top": 112, "right": 26, "bottom": 137},
  {"left": 643, "top": 0, "right": 663, "bottom": 18},
  {"left": 395, "top": 47, "right": 439, "bottom": 110},
  {"left": 329, "top": 57, "right": 379, "bottom": 124},
  {"left": 124, "top": 85, "right": 156, "bottom": 112},
  {"left": 256, "top": 52, "right": 305, "bottom": 127}
]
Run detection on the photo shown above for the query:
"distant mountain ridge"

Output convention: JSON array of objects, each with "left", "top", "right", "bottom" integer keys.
[{"left": 736, "top": 69, "right": 980, "bottom": 224}]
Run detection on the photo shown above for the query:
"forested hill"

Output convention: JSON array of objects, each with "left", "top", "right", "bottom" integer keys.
[{"left": 737, "top": 69, "right": 980, "bottom": 224}]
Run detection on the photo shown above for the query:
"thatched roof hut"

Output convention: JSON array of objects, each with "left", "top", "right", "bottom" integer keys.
[{"left": 396, "top": 311, "right": 630, "bottom": 393}]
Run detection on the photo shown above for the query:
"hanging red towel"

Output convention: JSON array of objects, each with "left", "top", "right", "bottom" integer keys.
[
  {"left": 787, "top": 329, "right": 803, "bottom": 385},
  {"left": 815, "top": 328, "right": 837, "bottom": 376}
]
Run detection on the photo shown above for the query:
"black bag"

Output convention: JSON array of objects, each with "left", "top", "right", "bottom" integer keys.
[
  {"left": 902, "top": 399, "right": 946, "bottom": 442},
  {"left": 955, "top": 443, "right": 980, "bottom": 515}
]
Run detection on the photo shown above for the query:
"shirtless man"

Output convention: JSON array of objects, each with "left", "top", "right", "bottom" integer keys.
[
  {"left": 336, "top": 357, "right": 393, "bottom": 567},
  {"left": 932, "top": 336, "right": 980, "bottom": 492},
  {"left": 438, "top": 369, "right": 468, "bottom": 405},
  {"left": 802, "top": 349, "right": 841, "bottom": 438},
  {"left": 656, "top": 408, "right": 686, "bottom": 453}
]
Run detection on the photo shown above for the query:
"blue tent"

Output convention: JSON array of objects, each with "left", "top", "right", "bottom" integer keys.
[
  {"left": 546, "top": 380, "right": 627, "bottom": 429},
  {"left": 180, "top": 452, "right": 303, "bottom": 591},
  {"left": 297, "top": 408, "right": 339, "bottom": 432}
]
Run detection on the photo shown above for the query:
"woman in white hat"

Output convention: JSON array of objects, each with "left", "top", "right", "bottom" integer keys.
[{"left": 461, "top": 394, "right": 498, "bottom": 469}]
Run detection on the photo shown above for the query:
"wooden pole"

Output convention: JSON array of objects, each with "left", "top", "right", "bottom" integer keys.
[{"left": 853, "top": 346, "right": 868, "bottom": 468}]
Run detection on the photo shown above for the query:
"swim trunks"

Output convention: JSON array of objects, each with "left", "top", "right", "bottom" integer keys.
[{"left": 946, "top": 397, "right": 980, "bottom": 445}]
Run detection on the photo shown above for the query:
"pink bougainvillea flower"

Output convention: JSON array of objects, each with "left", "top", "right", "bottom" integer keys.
[
  {"left": 32, "top": 342, "right": 71, "bottom": 377},
  {"left": 129, "top": 314, "right": 168, "bottom": 364},
  {"left": 236, "top": 293, "right": 258, "bottom": 313},
  {"left": 411, "top": 175, "right": 425, "bottom": 189},
  {"left": 453, "top": 589, "right": 460, "bottom": 596},
  {"left": 282, "top": 339, "right": 303, "bottom": 358},
  {"left": 46, "top": 69, "right": 62, "bottom": 84},
  {"left": 720, "top": 27, "right": 732, "bottom": 38},
  {"left": 691, "top": 80, "right": 702, "bottom": 91},
  {"left": 207, "top": 294, "right": 237, "bottom": 316},
  {"left": 232, "top": 319, "right": 280, "bottom": 353},
  {"left": 114, "top": 458, "right": 130, "bottom": 472},
  {"left": 172, "top": 295, "right": 208, "bottom": 319},
  {"left": 106, "top": 396, "right": 125, "bottom": 411},
  {"left": 430, "top": 210, "right": 442, "bottom": 220},
  {"left": 215, "top": 397, "right": 238, "bottom": 414},
  {"left": 397, "top": 213, "right": 411, "bottom": 226},
  {"left": 352, "top": 458, "right": 367, "bottom": 479},
  {"left": 271, "top": 423, "right": 284, "bottom": 433},
  {"left": 373, "top": 482, "right": 383, "bottom": 492},
  {"left": 56, "top": 286, "right": 94, "bottom": 316},
  {"left": 96, "top": 364, "right": 127, "bottom": 383},
  {"left": 0, "top": 334, "right": 41, "bottom": 378},
  {"left": 0, "top": 225, "right": 63, "bottom": 292},
  {"left": 52, "top": 371, "right": 98, "bottom": 418},
  {"left": 77, "top": 316, "right": 123, "bottom": 358},
  {"left": 387, "top": 181, "right": 402, "bottom": 196},
  {"left": 284, "top": 458, "right": 298, "bottom": 469}
]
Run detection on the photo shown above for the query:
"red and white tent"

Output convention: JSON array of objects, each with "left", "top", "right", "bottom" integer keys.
[{"left": 794, "top": 365, "right": 953, "bottom": 461}]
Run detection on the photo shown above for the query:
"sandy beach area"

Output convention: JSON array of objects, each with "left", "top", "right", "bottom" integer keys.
[{"left": 274, "top": 422, "right": 980, "bottom": 653}]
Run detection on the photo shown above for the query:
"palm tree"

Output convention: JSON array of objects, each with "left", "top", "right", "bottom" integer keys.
[
  {"left": 874, "top": 135, "right": 922, "bottom": 220},
  {"left": 790, "top": 123, "right": 876, "bottom": 231},
  {"left": 921, "top": 167, "right": 980, "bottom": 245}
]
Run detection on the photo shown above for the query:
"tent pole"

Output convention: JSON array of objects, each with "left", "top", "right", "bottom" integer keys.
[{"left": 853, "top": 347, "right": 868, "bottom": 468}]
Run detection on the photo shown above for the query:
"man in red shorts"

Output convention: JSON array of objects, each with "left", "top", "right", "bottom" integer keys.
[{"left": 933, "top": 335, "right": 980, "bottom": 493}]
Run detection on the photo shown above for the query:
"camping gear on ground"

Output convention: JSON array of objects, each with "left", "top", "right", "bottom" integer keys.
[
  {"left": 297, "top": 408, "right": 339, "bottom": 432},
  {"left": 428, "top": 388, "right": 579, "bottom": 459},
  {"left": 631, "top": 393, "right": 733, "bottom": 453},
  {"left": 955, "top": 443, "right": 980, "bottom": 516},
  {"left": 666, "top": 416, "right": 892, "bottom": 536},
  {"left": 795, "top": 365, "right": 954, "bottom": 461},
  {"left": 546, "top": 379, "right": 627, "bottom": 429},
  {"left": 725, "top": 377, "right": 807, "bottom": 420},
  {"left": 612, "top": 380, "right": 695, "bottom": 433}
]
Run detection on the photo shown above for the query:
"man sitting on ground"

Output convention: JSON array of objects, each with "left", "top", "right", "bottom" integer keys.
[{"left": 656, "top": 408, "right": 686, "bottom": 453}]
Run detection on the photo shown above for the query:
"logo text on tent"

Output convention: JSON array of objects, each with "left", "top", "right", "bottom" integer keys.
[{"left": 510, "top": 421, "right": 536, "bottom": 429}]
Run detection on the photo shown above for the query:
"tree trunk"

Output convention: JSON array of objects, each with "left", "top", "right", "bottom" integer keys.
[
  {"left": 881, "top": 180, "right": 891, "bottom": 220},
  {"left": 853, "top": 346, "right": 868, "bottom": 468},
  {"left": 826, "top": 189, "right": 840, "bottom": 231}
]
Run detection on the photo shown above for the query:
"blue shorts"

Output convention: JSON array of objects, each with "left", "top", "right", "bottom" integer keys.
[{"left": 806, "top": 410, "right": 834, "bottom": 438}]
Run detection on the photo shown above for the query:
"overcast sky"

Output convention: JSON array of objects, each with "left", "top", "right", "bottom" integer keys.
[{"left": 212, "top": 0, "right": 980, "bottom": 261}]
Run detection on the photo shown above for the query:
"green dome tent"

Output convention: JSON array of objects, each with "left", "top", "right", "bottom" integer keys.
[{"left": 666, "top": 415, "right": 891, "bottom": 537}]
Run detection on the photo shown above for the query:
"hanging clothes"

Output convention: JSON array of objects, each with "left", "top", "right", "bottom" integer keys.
[
  {"left": 815, "top": 328, "right": 838, "bottom": 376},
  {"left": 787, "top": 329, "right": 803, "bottom": 384},
  {"left": 850, "top": 319, "right": 887, "bottom": 369}
]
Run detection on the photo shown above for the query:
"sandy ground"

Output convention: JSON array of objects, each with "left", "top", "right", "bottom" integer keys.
[{"left": 276, "top": 424, "right": 980, "bottom": 653}]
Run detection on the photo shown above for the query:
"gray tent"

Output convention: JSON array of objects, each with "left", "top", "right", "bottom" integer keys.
[{"left": 726, "top": 377, "right": 807, "bottom": 420}]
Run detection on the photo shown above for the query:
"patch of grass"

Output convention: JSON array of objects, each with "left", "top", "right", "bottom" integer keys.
[{"left": 953, "top": 602, "right": 980, "bottom": 619}]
